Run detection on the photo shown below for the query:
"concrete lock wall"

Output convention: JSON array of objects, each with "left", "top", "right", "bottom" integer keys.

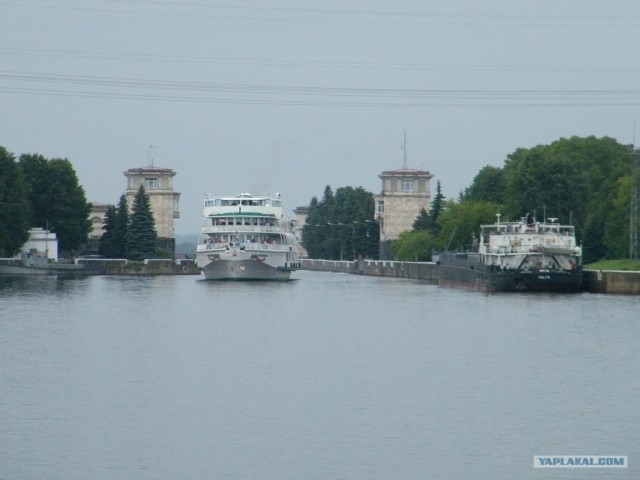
[
  {"left": 76, "top": 258, "right": 639, "bottom": 292},
  {"left": 302, "top": 260, "right": 639, "bottom": 294},
  {"left": 76, "top": 258, "right": 199, "bottom": 275},
  {"left": 583, "top": 270, "right": 640, "bottom": 295},
  {"left": 302, "top": 259, "right": 438, "bottom": 282}
]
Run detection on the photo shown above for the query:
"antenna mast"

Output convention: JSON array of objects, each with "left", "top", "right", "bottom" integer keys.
[
  {"left": 402, "top": 130, "right": 408, "bottom": 169},
  {"left": 148, "top": 145, "right": 155, "bottom": 167},
  {"left": 631, "top": 147, "right": 639, "bottom": 259}
]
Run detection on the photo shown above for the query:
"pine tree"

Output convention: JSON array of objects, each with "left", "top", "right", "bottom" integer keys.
[
  {"left": 302, "top": 185, "right": 378, "bottom": 260},
  {"left": 99, "top": 205, "right": 117, "bottom": 257},
  {"left": 412, "top": 181, "right": 445, "bottom": 234},
  {"left": 126, "top": 185, "right": 157, "bottom": 260},
  {"left": 412, "top": 208, "right": 430, "bottom": 231},
  {"left": 113, "top": 194, "right": 129, "bottom": 258},
  {"left": 426, "top": 180, "right": 445, "bottom": 235},
  {"left": 302, "top": 197, "right": 322, "bottom": 258}
]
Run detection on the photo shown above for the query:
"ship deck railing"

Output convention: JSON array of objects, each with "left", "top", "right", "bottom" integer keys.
[
  {"left": 197, "top": 243, "right": 294, "bottom": 252},
  {"left": 482, "top": 247, "right": 576, "bottom": 255},
  {"left": 200, "top": 225, "right": 289, "bottom": 234},
  {"left": 481, "top": 224, "right": 575, "bottom": 236}
]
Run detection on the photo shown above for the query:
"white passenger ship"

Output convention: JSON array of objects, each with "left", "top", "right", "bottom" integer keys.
[{"left": 196, "top": 192, "right": 301, "bottom": 280}]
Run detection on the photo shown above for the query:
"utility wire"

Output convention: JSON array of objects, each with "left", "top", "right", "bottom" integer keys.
[
  {"left": 1, "top": 48, "right": 638, "bottom": 73},
  {"left": 1, "top": 85, "right": 638, "bottom": 108},
  {"left": 1, "top": 70, "right": 638, "bottom": 101}
]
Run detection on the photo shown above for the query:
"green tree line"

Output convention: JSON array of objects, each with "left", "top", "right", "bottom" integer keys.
[
  {"left": 0, "top": 146, "right": 91, "bottom": 256},
  {"left": 393, "top": 136, "right": 639, "bottom": 264},
  {"left": 302, "top": 186, "right": 379, "bottom": 260},
  {"left": 1, "top": 146, "right": 158, "bottom": 260},
  {"left": 6, "top": 136, "right": 636, "bottom": 263}
]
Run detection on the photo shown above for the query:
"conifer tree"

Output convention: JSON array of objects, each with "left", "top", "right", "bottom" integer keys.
[
  {"left": 426, "top": 180, "right": 445, "bottom": 235},
  {"left": 126, "top": 185, "right": 157, "bottom": 260},
  {"left": 99, "top": 195, "right": 130, "bottom": 258},
  {"left": 412, "top": 208, "right": 430, "bottom": 231},
  {"left": 99, "top": 205, "right": 117, "bottom": 258},
  {"left": 113, "top": 194, "right": 129, "bottom": 258},
  {"left": 302, "top": 197, "right": 322, "bottom": 258},
  {"left": 412, "top": 180, "right": 445, "bottom": 234},
  {"left": 302, "top": 185, "right": 378, "bottom": 260}
]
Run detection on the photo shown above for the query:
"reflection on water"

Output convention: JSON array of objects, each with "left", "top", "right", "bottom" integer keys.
[{"left": 0, "top": 275, "right": 91, "bottom": 297}]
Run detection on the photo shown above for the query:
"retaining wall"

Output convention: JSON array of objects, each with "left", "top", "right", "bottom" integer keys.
[
  {"left": 74, "top": 258, "right": 640, "bottom": 292},
  {"left": 302, "top": 259, "right": 438, "bottom": 282},
  {"left": 583, "top": 270, "right": 640, "bottom": 295},
  {"left": 302, "top": 260, "right": 640, "bottom": 294},
  {"left": 76, "top": 258, "right": 200, "bottom": 275}
]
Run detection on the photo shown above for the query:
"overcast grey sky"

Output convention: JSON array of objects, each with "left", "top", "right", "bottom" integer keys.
[{"left": 1, "top": 0, "right": 639, "bottom": 235}]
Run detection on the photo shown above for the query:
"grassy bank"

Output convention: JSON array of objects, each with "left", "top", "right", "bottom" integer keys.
[{"left": 584, "top": 259, "right": 640, "bottom": 271}]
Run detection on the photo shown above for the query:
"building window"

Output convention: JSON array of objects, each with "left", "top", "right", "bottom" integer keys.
[
  {"left": 144, "top": 177, "right": 158, "bottom": 189},
  {"left": 401, "top": 180, "right": 414, "bottom": 192},
  {"left": 376, "top": 200, "right": 384, "bottom": 213}
]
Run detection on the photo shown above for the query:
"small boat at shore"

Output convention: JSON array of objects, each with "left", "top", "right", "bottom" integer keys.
[
  {"left": 436, "top": 214, "right": 583, "bottom": 292},
  {"left": 195, "top": 192, "right": 301, "bottom": 280}
]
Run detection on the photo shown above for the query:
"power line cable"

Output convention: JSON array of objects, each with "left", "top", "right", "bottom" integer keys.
[{"left": 1, "top": 48, "right": 638, "bottom": 73}]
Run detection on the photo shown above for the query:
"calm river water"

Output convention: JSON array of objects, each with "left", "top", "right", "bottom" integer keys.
[{"left": 1, "top": 271, "right": 638, "bottom": 479}]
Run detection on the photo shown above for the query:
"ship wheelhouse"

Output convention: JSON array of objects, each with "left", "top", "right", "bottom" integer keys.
[{"left": 476, "top": 215, "right": 581, "bottom": 273}]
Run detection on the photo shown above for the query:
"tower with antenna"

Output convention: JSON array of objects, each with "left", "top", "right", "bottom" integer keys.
[
  {"left": 373, "top": 131, "right": 434, "bottom": 259},
  {"left": 123, "top": 149, "right": 181, "bottom": 256}
]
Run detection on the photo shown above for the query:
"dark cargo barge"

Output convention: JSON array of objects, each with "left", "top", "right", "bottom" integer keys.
[{"left": 435, "top": 215, "right": 583, "bottom": 293}]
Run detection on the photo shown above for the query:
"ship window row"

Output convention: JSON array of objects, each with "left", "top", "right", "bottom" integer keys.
[
  {"left": 204, "top": 198, "right": 283, "bottom": 207},
  {"left": 204, "top": 234, "right": 287, "bottom": 244},
  {"left": 488, "top": 225, "right": 574, "bottom": 235},
  {"left": 211, "top": 217, "right": 276, "bottom": 226}
]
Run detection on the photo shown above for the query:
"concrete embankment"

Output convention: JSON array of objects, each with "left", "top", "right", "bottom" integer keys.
[
  {"left": 302, "top": 259, "right": 640, "bottom": 294},
  {"left": 583, "top": 270, "right": 640, "bottom": 295},
  {"left": 77, "top": 258, "right": 200, "bottom": 275},
  {"left": 73, "top": 258, "right": 640, "bottom": 293},
  {"left": 301, "top": 259, "right": 438, "bottom": 282}
]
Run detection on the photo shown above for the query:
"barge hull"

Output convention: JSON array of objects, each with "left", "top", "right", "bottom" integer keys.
[{"left": 437, "top": 264, "right": 582, "bottom": 293}]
